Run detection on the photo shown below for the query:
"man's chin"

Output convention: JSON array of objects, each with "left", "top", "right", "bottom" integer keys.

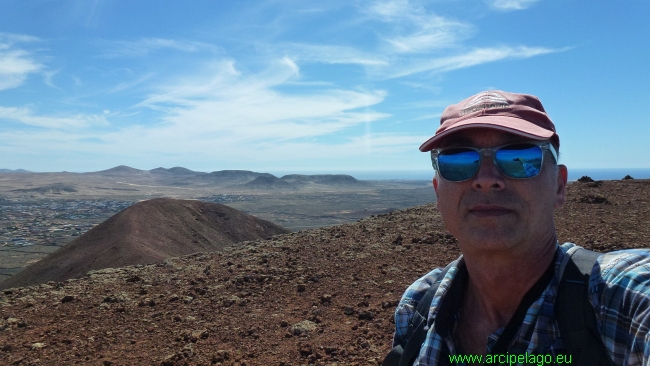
[{"left": 455, "top": 230, "right": 522, "bottom": 252}]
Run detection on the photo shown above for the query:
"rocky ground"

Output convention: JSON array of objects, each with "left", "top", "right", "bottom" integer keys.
[{"left": 0, "top": 179, "right": 648, "bottom": 365}]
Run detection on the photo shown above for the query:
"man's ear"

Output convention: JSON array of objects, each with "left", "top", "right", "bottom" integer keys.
[
  {"left": 433, "top": 175, "right": 440, "bottom": 209},
  {"left": 555, "top": 164, "right": 568, "bottom": 209}
]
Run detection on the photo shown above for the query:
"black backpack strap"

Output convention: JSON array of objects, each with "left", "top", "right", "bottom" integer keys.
[
  {"left": 383, "top": 261, "right": 455, "bottom": 366},
  {"left": 556, "top": 247, "right": 614, "bottom": 366}
]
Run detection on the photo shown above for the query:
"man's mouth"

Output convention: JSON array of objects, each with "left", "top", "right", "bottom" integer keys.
[{"left": 468, "top": 205, "right": 513, "bottom": 217}]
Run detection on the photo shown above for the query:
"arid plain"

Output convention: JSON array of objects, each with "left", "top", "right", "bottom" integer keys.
[{"left": 0, "top": 166, "right": 435, "bottom": 281}]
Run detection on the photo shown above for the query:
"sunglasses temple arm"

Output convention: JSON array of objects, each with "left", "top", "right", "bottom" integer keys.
[{"left": 547, "top": 144, "right": 559, "bottom": 163}]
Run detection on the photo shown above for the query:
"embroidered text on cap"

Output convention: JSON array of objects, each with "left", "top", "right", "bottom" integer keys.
[{"left": 461, "top": 91, "right": 509, "bottom": 116}]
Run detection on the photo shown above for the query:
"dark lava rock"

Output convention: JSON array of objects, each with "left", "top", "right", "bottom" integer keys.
[
  {"left": 579, "top": 194, "right": 609, "bottom": 204},
  {"left": 60, "top": 295, "right": 75, "bottom": 303}
]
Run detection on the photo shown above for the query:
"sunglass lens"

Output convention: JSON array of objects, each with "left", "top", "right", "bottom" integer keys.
[
  {"left": 438, "top": 148, "right": 480, "bottom": 181},
  {"left": 495, "top": 144, "right": 543, "bottom": 178}
]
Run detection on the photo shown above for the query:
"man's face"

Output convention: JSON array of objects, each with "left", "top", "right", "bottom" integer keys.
[{"left": 432, "top": 128, "right": 568, "bottom": 256}]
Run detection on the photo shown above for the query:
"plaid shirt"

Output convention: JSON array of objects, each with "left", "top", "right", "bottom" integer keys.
[{"left": 392, "top": 243, "right": 650, "bottom": 365}]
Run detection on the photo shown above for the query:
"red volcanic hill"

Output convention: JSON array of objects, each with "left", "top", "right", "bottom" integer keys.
[{"left": 0, "top": 198, "right": 289, "bottom": 290}]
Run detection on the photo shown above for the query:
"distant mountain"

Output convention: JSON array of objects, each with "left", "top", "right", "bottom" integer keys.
[
  {"left": 244, "top": 175, "right": 295, "bottom": 190},
  {"left": 149, "top": 167, "right": 206, "bottom": 175},
  {"left": 11, "top": 183, "right": 77, "bottom": 194},
  {"left": 92, "top": 165, "right": 147, "bottom": 175},
  {"left": 0, "top": 168, "right": 31, "bottom": 173},
  {"left": 0, "top": 198, "right": 289, "bottom": 289},
  {"left": 206, "top": 170, "right": 276, "bottom": 180},
  {"left": 2, "top": 166, "right": 367, "bottom": 188},
  {"left": 280, "top": 174, "right": 364, "bottom": 185},
  {"left": 239, "top": 174, "right": 368, "bottom": 190},
  {"left": 88, "top": 166, "right": 276, "bottom": 181}
]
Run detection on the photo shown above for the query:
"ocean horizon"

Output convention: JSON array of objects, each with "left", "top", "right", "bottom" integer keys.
[{"left": 333, "top": 168, "right": 650, "bottom": 181}]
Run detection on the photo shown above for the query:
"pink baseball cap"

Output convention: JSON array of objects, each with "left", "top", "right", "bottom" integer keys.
[{"left": 419, "top": 90, "right": 559, "bottom": 152}]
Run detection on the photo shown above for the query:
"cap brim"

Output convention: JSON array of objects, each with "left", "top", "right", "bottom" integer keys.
[{"left": 418, "top": 115, "right": 555, "bottom": 152}]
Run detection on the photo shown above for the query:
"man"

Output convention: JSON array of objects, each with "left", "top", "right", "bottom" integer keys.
[{"left": 389, "top": 91, "right": 650, "bottom": 365}]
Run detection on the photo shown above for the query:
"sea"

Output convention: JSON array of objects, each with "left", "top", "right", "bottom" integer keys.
[{"left": 322, "top": 168, "right": 650, "bottom": 181}]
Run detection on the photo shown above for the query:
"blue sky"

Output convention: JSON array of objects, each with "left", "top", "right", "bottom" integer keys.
[{"left": 0, "top": 0, "right": 648, "bottom": 178}]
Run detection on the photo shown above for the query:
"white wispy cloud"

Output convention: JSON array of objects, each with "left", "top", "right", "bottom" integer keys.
[
  {"left": 135, "top": 58, "right": 389, "bottom": 146},
  {"left": 488, "top": 0, "right": 540, "bottom": 10},
  {"left": 108, "top": 73, "right": 155, "bottom": 93},
  {"left": 242, "top": 133, "right": 429, "bottom": 168},
  {"left": 413, "top": 113, "right": 442, "bottom": 121},
  {"left": 100, "top": 37, "right": 220, "bottom": 58},
  {"left": 0, "top": 33, "right": 43, "bottom": 90},
  {"left": 43, "top": 69, "right": 62, "bottom": 89},
  {"left": 367, "top": 0, "right": 474, "bottom": 53},
  {"left": 0, "top": 33, "right": 40, "bottom": 44},
  {"left": 388, "top": 46, "right": 562, "bottom": 78},
  {"left": 0, "top": 56, "right": 399, "bottom": 168},
  {"left": 347, "top": 133, "right": 428, "bottom": 151},
  {"left": 59, "top": 52, "right": 389, "bottom": 161},
  {"left": 275, "top": 0, "right": 561, "bottom": 82},
  {"left": 0, "top": 106, "right": 109, "bottom": 129},
  {"left": 273, "top": 43, "right": 388, "bottom": 66}
]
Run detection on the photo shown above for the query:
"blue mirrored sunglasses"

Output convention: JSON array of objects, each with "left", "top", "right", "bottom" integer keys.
[{"left": 431, "top": 142, "right": 558, "bottom": 182}]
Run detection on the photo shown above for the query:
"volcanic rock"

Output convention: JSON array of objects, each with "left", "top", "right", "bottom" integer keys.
[{"left": 579, "top": 194, "right": 609, "bottom": 204}]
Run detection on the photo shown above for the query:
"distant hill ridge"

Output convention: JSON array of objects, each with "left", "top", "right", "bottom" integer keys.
[
  {"left": 89, "top": 166, "right": 278, "bottom": 178},
  {"left": 1, "top": 165, "right": 362, "bottom": 182},
  {"left": 0, "top": 166, "right": 366, "bottom": 193},
  {"left": 88, "top": 166, "right": 364, "bottom": 187},
  {"left": 0, "top": 168, "right": 31, "bottom": 173},
  {"left": 149, "top": 167, "right": 206, "bottom": 175},
  {"left": 11, "top": 183, "right": 77, "bottom": 194},
  {"left": 244, "top": 176, "right": 295, "bottom": 190},
  {"left": 207, "top": 170, "right": 276, "bottom": 180},
  {"left": 94, "top": 165, "right": 147, "bottom": 175},
  {"left": 244, "top": 174, "right": 365, "bottom": 190},
  {"left": 280, "top": 174, "right": 361, "bottom": 185},
  {"left": 0, "top": 198, "right": 289, "bottom": 289}
]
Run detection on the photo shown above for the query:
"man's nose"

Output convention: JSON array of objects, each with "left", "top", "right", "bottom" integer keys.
[{"left": 472, "top": 150, "right": 506, "bottom": 191}]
